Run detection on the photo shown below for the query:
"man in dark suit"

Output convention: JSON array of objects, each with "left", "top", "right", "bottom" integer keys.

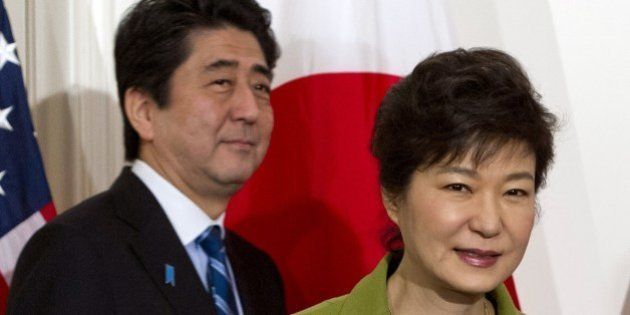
[{"left": 7, "top": 0, "right": 284, "bottom": 314}]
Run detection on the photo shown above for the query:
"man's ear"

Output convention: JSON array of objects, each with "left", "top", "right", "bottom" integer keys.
[
  {"left": 381, "top": 188, "right": 400, "bottom": 225},
  {"left": 124, "top": 87, "right": 157, "bottom": 141}
]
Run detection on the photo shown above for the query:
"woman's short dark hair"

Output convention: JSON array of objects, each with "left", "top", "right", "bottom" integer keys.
[
  {"left": 372, "top": 48, "right": 557, "bottom": 251},
  {"left": 115, "top": 0, "right": 280, "bottom": 161}
]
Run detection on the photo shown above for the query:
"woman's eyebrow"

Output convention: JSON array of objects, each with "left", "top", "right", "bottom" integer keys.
[
  {"left": 505, "top": 172, "right": 535, "bottom": 182},
  {"left": 435, "top": 167, "right": 534, "bottom": 182},
  {"left": 436, "top": 166, "right": 479, "bottom": 179}
]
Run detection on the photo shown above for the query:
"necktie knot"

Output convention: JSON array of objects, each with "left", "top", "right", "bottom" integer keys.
[{"left": 198, "top": 225, "right": 224, "bottom": 256}]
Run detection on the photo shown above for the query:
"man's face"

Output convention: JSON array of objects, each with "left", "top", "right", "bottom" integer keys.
[{"left": 149, "top": 26, "right": 273, "bottom": 199}]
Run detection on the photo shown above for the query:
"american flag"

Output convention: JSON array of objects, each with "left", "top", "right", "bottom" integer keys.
[{"left": 0, "top": 1, "right": 56, "bottom": 313}]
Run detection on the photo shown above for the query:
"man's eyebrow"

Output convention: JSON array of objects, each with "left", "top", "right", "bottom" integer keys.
[
  {"left": 436, "top": 166, "right": 479, "bottom": 179},
  {"left": 252, "top": 64, "right": 272, "bottom": 81},
  {"left": 203, "top": 59, "right": 239, "bottom": 71},
  {"left": 203, "top": 59, "right": 272, "bottom": 80}
]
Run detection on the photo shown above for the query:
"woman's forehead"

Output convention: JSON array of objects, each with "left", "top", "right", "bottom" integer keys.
[{"left": 441, "top": 138, "right": 531, "bottom": 165}]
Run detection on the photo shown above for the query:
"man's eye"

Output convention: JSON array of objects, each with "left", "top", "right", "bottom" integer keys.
[
  {"left": 445, "top": 183, "right": 471, "bottom": 193},
  {"left": 254, "top": 83, "right": 270, "bottom": 93},
  {"left": 212, "top": 79, "right": 231, "bottom": 86},
  {"left": 505, "top": 189, "right": 529, "bottom": 197}
]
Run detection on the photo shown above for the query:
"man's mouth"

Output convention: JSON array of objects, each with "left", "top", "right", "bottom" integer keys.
[{"left": 222, "top": 139, "right": 256, "bottom": 150}]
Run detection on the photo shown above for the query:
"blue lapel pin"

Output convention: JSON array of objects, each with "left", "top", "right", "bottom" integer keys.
[{"left": 165, "top": 264, "right": 175, "bottom": 287}]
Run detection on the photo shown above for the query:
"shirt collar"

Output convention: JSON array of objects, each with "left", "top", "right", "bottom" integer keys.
[{"left": 131, "top": 159, "right": 225, "bottom": 245}]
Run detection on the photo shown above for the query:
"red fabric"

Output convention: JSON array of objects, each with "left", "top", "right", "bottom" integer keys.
[
  {"left": 227, "top": 72, "right": 521, "bottom": 312},
  {"left": 504, "top": 276, "right": 521, "bottom": 310},
  {"left": 0, "top": 204, "right": 56, "bottom": 315},
  {"left": 227, "top": 73, "right": 399, "bottom": 312},
  {"left": 0, "top": 275, "right": 8, "bottom": 315},
  {"left": 39, "top": 202, "right": 57, "bottom": 222}
]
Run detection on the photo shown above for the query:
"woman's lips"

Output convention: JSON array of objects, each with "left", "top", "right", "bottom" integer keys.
[{"left": 455, "top": 248, "right": 501, "bottom": 268}]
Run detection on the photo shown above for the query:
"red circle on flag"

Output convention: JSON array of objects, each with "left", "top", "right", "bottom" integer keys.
[{"left": 227, "top": 72, "right": 401, "bottom": 312}]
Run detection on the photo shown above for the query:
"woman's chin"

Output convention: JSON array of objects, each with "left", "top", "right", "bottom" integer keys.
[
  {"left": 441, "top": 269, "right": 508, "bottom": 296},
  {"left": 449, "top": 279, "right": 500, "bottom": 296}
]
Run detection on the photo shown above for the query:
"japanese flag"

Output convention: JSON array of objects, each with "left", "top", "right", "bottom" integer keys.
[{"left": 225, "top": 1, "right": 521, "bottom": 313}]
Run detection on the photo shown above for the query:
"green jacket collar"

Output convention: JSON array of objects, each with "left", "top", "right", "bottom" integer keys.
[{"left": 339, "top": 254, "right": 522, "bottom": 314}]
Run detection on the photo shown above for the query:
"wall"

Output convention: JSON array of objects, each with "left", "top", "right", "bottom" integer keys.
[{"left": 446, "top": 0, "right": 630, "bottom": 314}]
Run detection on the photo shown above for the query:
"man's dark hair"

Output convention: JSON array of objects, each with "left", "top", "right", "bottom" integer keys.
[
  {"left": 371, "top": 48, "right": 557, "bottom": 251},
  {"left": 115, "top": 0, "right": 280, "bottom": 160}
]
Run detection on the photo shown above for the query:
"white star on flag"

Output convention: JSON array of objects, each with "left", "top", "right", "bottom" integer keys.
[
  {"left": 0, "top": 106, "right": 14, "bottom": 131},
  {"left": 0, "top": 170, "right": 6, "bottom": 196},
  {"left": 0, "top": 32, "right": 20, "bottom": 70}
]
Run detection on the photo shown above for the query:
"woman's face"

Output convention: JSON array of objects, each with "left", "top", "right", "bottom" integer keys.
[{"left": 385, "top": 144, "right": 536, "bottom": 295}]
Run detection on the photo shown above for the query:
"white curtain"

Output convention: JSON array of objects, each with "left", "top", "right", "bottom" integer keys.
[{"left": 7, "top": 0, "right": 136, "bottom": 211}]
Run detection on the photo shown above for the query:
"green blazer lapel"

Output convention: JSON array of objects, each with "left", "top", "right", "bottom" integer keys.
[
  {"left": 339, "top": 256, "right": 391, "bottom": 314},
  {"left": 487, "top": 283, "right": 523, "bottom": 315}
]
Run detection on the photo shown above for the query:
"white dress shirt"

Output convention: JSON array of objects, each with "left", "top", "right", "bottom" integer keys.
[{"left": 132, "top": 160, "right": 243, "bottom": 314}]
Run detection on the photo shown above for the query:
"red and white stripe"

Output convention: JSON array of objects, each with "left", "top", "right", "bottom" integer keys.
[{"left": 0, "top": 203, "right": 55, "bottom": 311}]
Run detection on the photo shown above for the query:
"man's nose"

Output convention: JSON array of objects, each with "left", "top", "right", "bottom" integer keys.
[
  {"left": 231, "top": 83, "right": 260, "bottom": 123},
  {"left": 469, "top": 193, "right": 503, "bottom": 238}
]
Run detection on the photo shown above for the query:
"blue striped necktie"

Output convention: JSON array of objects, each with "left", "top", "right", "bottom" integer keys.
[{"left": 198, "top": 226, "right": 237, "bottom": 315}]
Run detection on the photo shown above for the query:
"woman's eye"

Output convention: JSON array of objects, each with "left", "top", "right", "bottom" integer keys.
[{"left": 445, "top": 184, "right": 471, "bottom": 193}]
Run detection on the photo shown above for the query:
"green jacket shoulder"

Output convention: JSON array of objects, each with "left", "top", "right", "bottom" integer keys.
[{"left": 295, "top": 254, "right": 522, "bottom": 315}]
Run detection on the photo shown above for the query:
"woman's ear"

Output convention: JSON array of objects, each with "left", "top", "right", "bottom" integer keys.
[
  {"left": 124, "top": 87, "right": 157, "bottom": 141},
  {"left": 381, "top": 188, "right": 400, "bottom": 225}
]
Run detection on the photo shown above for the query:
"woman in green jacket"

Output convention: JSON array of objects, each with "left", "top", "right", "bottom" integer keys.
[{"left": 298, "top": 48, "right": 557, "bottom": 315}]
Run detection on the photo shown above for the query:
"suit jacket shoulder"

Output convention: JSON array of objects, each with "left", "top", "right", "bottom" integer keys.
[
  {"left": 7, "top": 204, "right": 116, "bottom": 314},
  {"left": 8, "top": 168, "right": 214, "bottom": 314}
]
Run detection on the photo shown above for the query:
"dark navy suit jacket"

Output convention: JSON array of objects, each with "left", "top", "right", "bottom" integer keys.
[{"left": 7, "top": 168, "right": 285, "bottom": 314}]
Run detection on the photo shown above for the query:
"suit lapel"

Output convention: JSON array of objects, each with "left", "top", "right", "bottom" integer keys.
[
  {"left": 111, "top": 169, "right": 216, "bottom": 314},
  {"left": 226, "top": 232, "right": 257, "bottom": 314}
]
